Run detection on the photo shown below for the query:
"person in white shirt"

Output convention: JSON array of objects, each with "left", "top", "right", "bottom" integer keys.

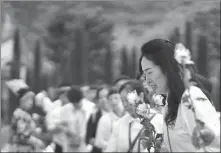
[
  {"left": 55, "top": 85, "right": 87, "bottom": 152},
  {"left": 43, "top": 86, "right": 71, "bottom": 153},
  {"left": 105, "top": 80, "right": 151, "bottom": 152},
  {"left": 85, "top": 85, "right": 111, "bottom": 152},
  {"left": 81, "top": 85, "right": 96, "bottom": 122},
  {"left": 95, "top": 87, "right": 125, "bottom": 151},
  {"left": 113, "top": 75, "right": 131, "bottom": 90}
]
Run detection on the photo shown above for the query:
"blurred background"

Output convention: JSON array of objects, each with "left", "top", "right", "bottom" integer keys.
[{"left": 1, "top": 0, "right": 220, "bottom": 132}]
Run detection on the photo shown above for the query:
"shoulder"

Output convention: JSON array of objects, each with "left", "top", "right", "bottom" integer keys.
[
  {"left": 181, "top": 85, "right": 210, "bottom": 108},
  {"left": 101, "top": 113, "right": 111, "bottom": 122},
  {"left": 182, "top": 85, "right": 208, "bottom": 100},
  {"left": 46, "top": 104, "right": 62, "bottom": 117},
  {"left": 53, "top": 99, "right": 62, "bottom": 106},
  {"left": 98, "top": 114, "right": 111, "bottom": 125},
  {"left": 114, "top": 113, "right": 129, "bottom": 127},
  {"left": 82, "top": 99, "right": 95, "bottom": 107},
  {"left": 58, "top": 103, "right": 74, "bottom": 115},
  {"left": 180, "top": 86, "right": 218, "bottom": 124}
]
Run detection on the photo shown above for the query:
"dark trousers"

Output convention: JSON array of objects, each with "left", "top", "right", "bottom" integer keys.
[
  {"left": 91, "top": 146, "right": 102, "bottom": 153},
  {"left": 55, "top": 143, "right": 63, "bottom": 153}
]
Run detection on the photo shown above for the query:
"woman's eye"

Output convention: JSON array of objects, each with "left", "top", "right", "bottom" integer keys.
[{"left": 148, "top": 72, "right": 152, "bottom": 75}]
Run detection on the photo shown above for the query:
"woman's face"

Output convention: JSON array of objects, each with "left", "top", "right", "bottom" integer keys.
[
  {"left": 141, "top": 57, "right": 168, "bottom": 94},
  {"left": 108, "top": 93, "right": 122, "bottom": 110},
  {"left": 89, "top": 89, "right": 97, "bottom": 102}
]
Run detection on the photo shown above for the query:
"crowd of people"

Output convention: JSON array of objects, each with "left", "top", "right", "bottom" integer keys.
[{"left": 1, "top": 39, "right": 220, "bottom": 152}]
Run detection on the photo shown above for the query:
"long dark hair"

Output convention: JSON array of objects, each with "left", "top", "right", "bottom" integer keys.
[
  {"left": 140, "top": 39, "right": 212, "bottom": 125},
  {"left": 186, "top": 64, "right": 213, "bottom": 101}
]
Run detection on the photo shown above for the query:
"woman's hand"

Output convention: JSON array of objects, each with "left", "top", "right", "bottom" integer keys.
[{"left": 192, "top": 123, "right": 215, "bottom": 148}]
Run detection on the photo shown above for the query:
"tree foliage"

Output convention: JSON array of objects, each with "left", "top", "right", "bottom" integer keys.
[
  {"left": 38, "top": 2, "right": 114, "bottom": 84},
  {"left": 192, "top": 7, "right": 220, "bottom": 56}
]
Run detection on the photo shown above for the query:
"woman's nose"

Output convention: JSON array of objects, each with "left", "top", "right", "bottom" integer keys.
[{"left": 146, "top": 79, "right": 152, "bottom": 85}]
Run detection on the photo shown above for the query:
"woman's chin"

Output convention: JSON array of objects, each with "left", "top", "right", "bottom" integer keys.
[{"left": 155, "top": 89, "right": 167, "bottom": 95}]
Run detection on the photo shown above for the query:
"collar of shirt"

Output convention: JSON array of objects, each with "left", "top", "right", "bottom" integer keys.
[
  {"left": 101, "top": 109, "right": 108, "bottom": 116},
  {"left": 109, "top": 111, "right": 119, "bottom": 121}
]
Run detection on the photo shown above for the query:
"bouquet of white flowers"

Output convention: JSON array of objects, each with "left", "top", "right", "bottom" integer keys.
[{"left": 127, "top": 90, "right": 163, "bottom": 153}]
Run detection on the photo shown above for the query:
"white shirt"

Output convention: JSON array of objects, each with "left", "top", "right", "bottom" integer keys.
[
  {"left": 58, "top": 103, "right": 87, "bottom": 152},
  {"left": 162, "top": 86, "right": 220, "bottom": 152},
  {"left": 81, "top": 98, "right": 96, "bottom": 142},
  {"left": 105, "top": 113, "right": 144, "bottom": 152},
  {"left": 45, "top": 102, "right": 69, "bottom": 147},
  {"left": 95, "top": 112, "right": 119, "bottom": 151},
  {"left": 42, "top": 97, "right": 62, "bottom": 114},
  {"left": 150, "top": 113, "right": 164, "bottom": 134},
  {"left": 81, "top": 98, "right": 96, "bottom": 121}
]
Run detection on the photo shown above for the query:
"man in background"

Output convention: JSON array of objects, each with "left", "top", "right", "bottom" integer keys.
[
  {"left": 43, "top": 84, "right": 71, "bottom": 153},
  {"left": 113, "top": 75, "right": 131, "bottom": 90},
  {"left": 95, "top": 87, "right": 125, "bottom": 152}
]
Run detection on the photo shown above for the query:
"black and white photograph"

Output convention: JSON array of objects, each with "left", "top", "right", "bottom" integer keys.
[{"left": 1, "top": 0, "right": 220, "bottom": 152}]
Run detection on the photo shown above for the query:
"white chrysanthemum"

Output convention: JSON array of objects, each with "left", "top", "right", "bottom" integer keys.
[
  {"left": 174, "top": 43, "right": 194, "bottom": 65},
  {"left": 152, "top": 94, "right": 164, "bottom": 106},
  {"left": 136, "top": 103, "right": 148, "bottom": 117},
  {"left": 127, "top": 90, "right": 139, "bottom": 105}
]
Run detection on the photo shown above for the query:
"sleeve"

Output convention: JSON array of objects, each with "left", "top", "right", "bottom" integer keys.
[
  {"left": 181, "top": 86, "right": 219, "bottom": 135},
  {"left": 45, "top": 107, "right": 62, "bottom": 131},
  {"left": 181, "top": 86, "right": 220, "bottom": 151},
  {"left": 104, "top": 121, "right": 118, "bottom": 152},
  {"left": 94, "top": 115, "right": 111, "bottom": 150}
]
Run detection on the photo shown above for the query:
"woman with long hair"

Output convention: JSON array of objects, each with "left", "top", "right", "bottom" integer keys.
[{"left": 139, "top": 39, "right": 220, "bottom": 152}]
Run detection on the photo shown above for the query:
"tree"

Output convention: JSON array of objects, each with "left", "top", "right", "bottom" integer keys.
[
  {"left": 121, "top": 46, "right": 129, "bottom": 76},
  {"left": 9, "top": 28, "right": 21, "bottom": 120},
  {"left": 41, "top": 4, "right": 114, "bottom": 85},
  {"left": 197, "top": 35, "right": 208, "bottom": 77},
  {"left": 105, "top": 45, "right": 113, "bottom": 83},
  {"left": 131, "top": 47, "right": 137, "bottom": 78},
  {"left": 33, "top": 39, "right": 41, "bottom": 93},
  {"left": 185, "top": 21, "right": 192, "bottom": 52},
  {"left": 169, "top": 27, "right": 181, "bottom": 44}
]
